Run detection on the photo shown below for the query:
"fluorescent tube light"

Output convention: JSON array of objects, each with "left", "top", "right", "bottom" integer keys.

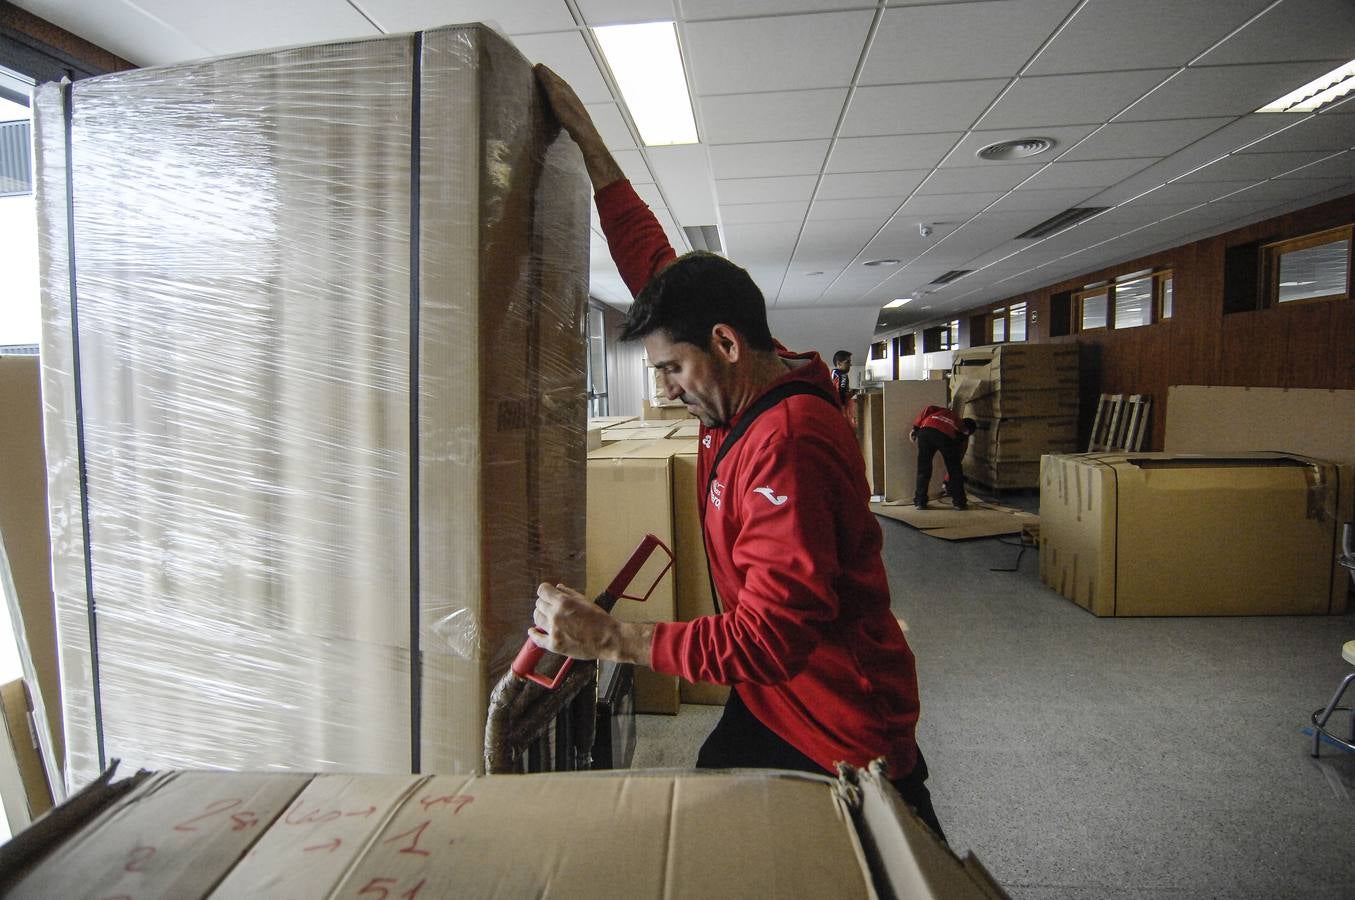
[
  {"left": 883, "top": 298, "right": 912, "bottom": 308},
  {"left": 594, "top": 22, "right": 698, "bottom": 146},
  {"left": 1258, "top": 60, "right": 1355, "bottom": 113}
]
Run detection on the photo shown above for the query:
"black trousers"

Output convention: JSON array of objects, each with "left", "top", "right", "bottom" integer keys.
[
  {"left": 696, "top": 689, "right": 947, "bottom": 842},
  {"left": 915, "top": 427, "right": 967, "bottom": 506}
]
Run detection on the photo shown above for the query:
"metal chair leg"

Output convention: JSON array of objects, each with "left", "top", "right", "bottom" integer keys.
[{"left": 1311, "top": 672, "right": 1355, "bottom": 757}]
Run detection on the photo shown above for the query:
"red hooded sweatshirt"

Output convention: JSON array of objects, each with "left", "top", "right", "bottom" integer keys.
[{"left": 595, "top": 179, "right": 921, "bottom": 778}]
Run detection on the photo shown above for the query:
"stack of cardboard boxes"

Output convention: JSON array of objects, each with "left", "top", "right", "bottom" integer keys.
[{"left": 951, "top": 343, "right": 1080, "bottom": 489}]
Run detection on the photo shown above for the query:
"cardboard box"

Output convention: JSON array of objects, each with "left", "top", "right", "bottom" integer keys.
[
  {"left": 641, "top": 399, "right": 694, "bottom": 422},
  {"left": 857, "top": 391, "right": 886, "bottom": 496},
  {"left": 951, "top": 343, "right": 1079, "bottom": 392},
  {"left": 882, "top": 380, "right": 950, "bottom": 502},
  {"left": 599, "top": 424, "right": 677, "bottom": 442},
  {"left": 669, "top": 442, "right": 731, "bottom": 707},
  {"left": 0, "top": 766, "right": 1002, "bottom": 899},
  {"left": 0, "top": 357, "right": 63, "bottom": 790},
  {"left": 0, "top": 680, "right": 55, "bottom": 831},
  {"left": 34, "top": 25, "right": 589, "bottom": 786},
  {"left": 957, "top": 387, "right": 1079, "bottom": 420},
  {"left": 1039, "top": 452, "right": 1348, "bottom": 616},
  {"left": 967, "top": 458, "right": 1043, "bottom": 490},
  {"left": 669, "top": 422, "right": 701, "bottom": 439},
  {"left": 588, "top": 416, "right": 638, "bottom": 429},
  {"left": 586, "top": 426, "right": 603, "bottom": 451},
  {"left": 587, "top": 442, "right": 680, "bottom": 714},
  {"left": 968, "top": 416, "right": 1079, "bottom": 463}
]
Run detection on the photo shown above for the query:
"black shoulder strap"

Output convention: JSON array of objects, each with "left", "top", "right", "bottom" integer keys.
[{"left": 706, "top": 380, "right": 837, "bottom": 495}]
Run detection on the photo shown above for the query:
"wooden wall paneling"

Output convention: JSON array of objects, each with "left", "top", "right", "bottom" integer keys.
[
  {"left": 1329, "top": 298, "right": 1355, "bottom": 387},
  {"left": 1220, "top": 311, "right": 1286, "bottom": 386},
  {"left": 1280, "top": 301, "right": 1334, "bottom": 389},
  {"left": 1137, "top": 326, "right": 1173, "bottom": 449}
]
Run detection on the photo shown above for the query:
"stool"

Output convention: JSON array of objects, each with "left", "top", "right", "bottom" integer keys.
[{"left": 1311, "top": 641, "right": 1355, "bottom": 756}]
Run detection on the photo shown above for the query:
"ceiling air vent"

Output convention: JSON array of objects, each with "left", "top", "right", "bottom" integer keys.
[
  {"left": 683, "top": 225, "right": 722, "bottom": 253},
  {"left": 1015, "top": 207, "right": 1109, "bottom": 240},
  {"left": 976, "top": 137, "right": 1054, "bottom": 161},
  {"left": 929, "top": 270, "right": 972, "bottom": 285}
]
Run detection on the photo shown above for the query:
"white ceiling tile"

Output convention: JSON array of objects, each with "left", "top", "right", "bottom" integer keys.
[
  {"left": 1198, "top": 0, "right": 1355, "bottom": 66},
  {"left": 978, "top": 69, "right": 1175, "bottom": 129},
  {"left": 356, "top": 0, "right": 577, "bottom": 34},
  {"left": 1215, "top": 176, "right": 1355, "bottom": 205},
  {"left": 1020, "top": 157, "right": 1157, "bottom": 190},
  {"left": 611, "top": 149, "right": 655, "bottom": 184},
  {"left": 1274, "top": 151, "right": 1355, "bottom": 181},
  {"left": 632, "top": 182, "right": 666, "bottom": 208},
  {"left": 1172, "top": 150, "right": 1335, "bottom": 183},
  {"left": 721, "top": 201, "right": 812, "bottom": 224},
  {"left": 709, "top": 140, "right": 831, "bottom": 179},
  {"left": 716, "top": 175, "right": 818, "bottom": 204},
  {"left": 1025, "top": 0, "right": 1273, "bottom": 76},
  {"left": 810, "top": 196, "right": 908, "bottom": 221},
  {"left": 653, "top": 209, "right": 690, "bottom": 253},
  {"left": 861, "top": 0, "right": 1077, "bottom": 84},
  {"left": 1118, "top": 180, "right": 1261, "bottom": 206},
  {"left": 841, "top": 81, "right": 1008, "bottom": 137},
  {"left": 647, "top": 144, "right": 718, "bottom": 224},
  {"left": 817, "top": 171, "right": 928, "bottom": 200},
  {"left": 1117, "top": 61, "right": 1351, "bottom": 121},
  {"left": 683, "top": 0, "right": 868, "bottom": 19},
  {"left": 826, "top": 133, "right": 963, "bottom": 173},
  {"left": 918, "top": 163, "right": 1046, "bottom": 194},
  {"left": 511, "top": 31, "right": 613, "bottom": 103},
  {"left": 133, "top": 0, "right": 378, "bottom": 57},
  {"left": 15, "top": 0, "right": 211, "bottom": 65},
  {"left": 986, "top": 186, "right": 1099, "bottom": 212},
  {"left": 796, "top": 218, "right": 886, "bottom": 256},
  {"left": 699, "top": 89, "right": 849, "bottom": 143},
  {"left": 941, "top": 125, "right": 1098, "bottom": 168},
  {"left": 587, "top": 103, "right": 637, "bottom": 151},
  {"left": 896, "top": 192, "right": 1008, "bottom": 216},
  {"left": 722, "top": 221, "right": 802, "bottom": 259},
  {"left": 1241, "top": 114, "right": 1355, "bottom": 153},
  {"left": 686, "top": 11, "right": 873, "bottom": 94},
  {"left": 1056, "top": 118, "right": 1233, "bottom": 162},
  {"left": 577, "top": 0, "right": 673, "bottom": 27}
]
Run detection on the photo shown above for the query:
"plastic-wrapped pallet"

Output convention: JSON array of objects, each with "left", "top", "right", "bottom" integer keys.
[{"left": 33, "top": 24, "right": 589, "bottom": 792}]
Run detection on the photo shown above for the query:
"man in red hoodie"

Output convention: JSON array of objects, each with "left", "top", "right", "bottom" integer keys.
[
  {"left": 910, "top": 405, "right": 978, "bottom": 511},
  {"left": 527, "top": 66, "right": 943, "bottom": 839}
]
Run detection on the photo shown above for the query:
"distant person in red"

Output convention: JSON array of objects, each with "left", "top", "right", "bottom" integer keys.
[
  {"left": 830, "top": 350, "right": 859, "bottom": 429},
  {"left": 910, "top": 406, "right": 976, "bottom": 510}
]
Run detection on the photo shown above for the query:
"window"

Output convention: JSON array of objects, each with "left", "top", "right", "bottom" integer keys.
[
  {"left": 585, "top": 303, "right": 608, "bottom": 416},
  {"left": 1, "top": 70, "right": 39, "bottom": 349},
  {"left": 921, "top": 327, "right": 946, "bottom": 353},
  {"left": 1264, "top": 225, "right": 1352, "bottom": 305},
  {"left": 894, "top": 333, "right": 915, "bottom": 356},
  {"left": 870, "top": 340, "right": 888, "bottom": 361},
  {"left": 950, "top": 320, "right": 960, "bottom": 349},
  {"left": 991, "top": 308, "right": 1007, "bottom": 342},
  {"left": 1074, "top": 269, "right": 1173, "bottom": 332},
  {"left": 1009, "top": 302, "right": 1027, "bottom": 341}
]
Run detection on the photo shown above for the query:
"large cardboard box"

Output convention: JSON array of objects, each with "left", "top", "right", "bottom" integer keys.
[
  {"left": 882, "top": 380, "right": 949, "bottom": 502},
  {"left": 967, "top": 458, "right": 1043, "bottom": 490},
  {"left": 0, "top": 357, "right": 63, "bottom": 789},
  {"left": 586, "top": 442, "right": 680, "bottom": 714},
  {"left": 599, "top": 424, "right": 677, "bottom": 442},
  {"left": 968, "top": 416, "right": 1079, "bottom": 463},
  {"left": 34, "top": 25, "right": 589, "bottom": 787},
  {"left": 857, "top": 390, "right": 886, "bottom": 496},
  {"left": 641, "top": 399, "right": 694, "bottom": 421},
  {"left": 669, "top": 442, "right": 731, "bottom": 707},
  {"left": 1039, "top": 452, "right": 1349, "bottom": 616},
  {"left": 951, "top": 343, "right": 1079, "bottom": 392},
  {"left": 0, "top": 766, "right": 1002, "bottom": 899}
]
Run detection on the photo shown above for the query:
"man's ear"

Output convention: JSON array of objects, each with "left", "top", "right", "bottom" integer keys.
[{"left": 709, "top": 323, "right": 743, "bottom": 363}]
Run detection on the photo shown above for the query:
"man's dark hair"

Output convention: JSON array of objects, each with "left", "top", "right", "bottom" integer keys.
[
  {"left": 961, "top": 418, "right": 978, "bottom": 435},
  {"left": 620, "top": 251, "right": 775, "bottom": 351},
  {"left": 832, "top": 350, "right": 852, "bottom": 366}
]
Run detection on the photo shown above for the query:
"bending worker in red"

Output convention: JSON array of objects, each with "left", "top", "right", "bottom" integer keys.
[
  {"left": 910, "top": 406, "right": 977, "bottom": 510},
  {"left": 528, "top": 65, "right": 943, "bottom": 839}
]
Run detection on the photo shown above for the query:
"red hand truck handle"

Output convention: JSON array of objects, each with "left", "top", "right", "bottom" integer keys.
[{"left": 511, "top": 533, "right": 674, "bottom": 689}]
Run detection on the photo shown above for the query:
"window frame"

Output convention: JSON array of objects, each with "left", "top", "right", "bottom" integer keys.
[
  {"left": 1262, "top": 224, "right": 1353, "bottom": 308},
  {"left": 1074, "top": 269, "right": 1174, "bottom": 333}
]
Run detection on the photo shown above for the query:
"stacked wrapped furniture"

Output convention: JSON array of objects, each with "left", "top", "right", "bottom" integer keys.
[
  {"left": 34, "top": 24, "right": 589, "bottom": 791},
  {"left": 950, "top": 343, "right": 1079, "bottom": 489}
]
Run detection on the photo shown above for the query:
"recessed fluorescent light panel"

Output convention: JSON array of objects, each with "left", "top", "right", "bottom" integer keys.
[
  {"left": 1258, "top": 60, "right": 1355, "bottom": 113},
  {"left": 594, "top": 22, "right": 698, "bottom": 146},
  {"left": 883, "top": 297, "right": 912, "bottom": 308}
]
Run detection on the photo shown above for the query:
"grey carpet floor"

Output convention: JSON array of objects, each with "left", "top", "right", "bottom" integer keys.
[{"left": 633, "top": 495, "right": 1355, "bottom": 899}]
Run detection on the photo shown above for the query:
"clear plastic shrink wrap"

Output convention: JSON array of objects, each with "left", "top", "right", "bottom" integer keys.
[{"left": 33, "top": 24, "right": 589, "bottom": 792}]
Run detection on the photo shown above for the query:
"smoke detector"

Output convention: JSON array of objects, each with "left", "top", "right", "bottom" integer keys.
[{"left": 976, "top": 137, "right": 1055, "bottom": 161}]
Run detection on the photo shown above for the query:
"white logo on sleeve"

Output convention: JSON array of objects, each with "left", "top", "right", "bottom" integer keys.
[{"left": 753, "top": 486, "right": 789, "bottom": 506}]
